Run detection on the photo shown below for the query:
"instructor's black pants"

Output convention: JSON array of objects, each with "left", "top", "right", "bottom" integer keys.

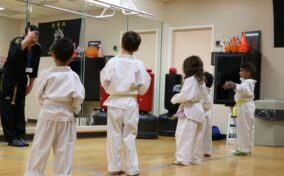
[{"left": 0, "top": 75, "right": 27, "bottom": 142}]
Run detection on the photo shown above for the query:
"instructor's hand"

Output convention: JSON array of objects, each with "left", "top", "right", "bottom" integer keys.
[
  {"left": 25, "top": 85, "right": 32, "bottom": 95},
  {"left": 26, "top": 29, "right": 38, "bottom": 43}
]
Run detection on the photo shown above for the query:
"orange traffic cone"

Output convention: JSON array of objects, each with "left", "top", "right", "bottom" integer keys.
[
  {"left": 231, "top": 37, "right": 238, "bottom": 52},
  {"left": 224, "top": 40, "right": 231, "bottom": 52},
  {"left": 238, "top": 32, "right": 249, "bottom": 53}
]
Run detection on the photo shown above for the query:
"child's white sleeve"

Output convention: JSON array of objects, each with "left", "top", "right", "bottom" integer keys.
[
  {"left": 100, "top": 61, "right": 113, "bottom": 93},
  {"left": 72, "top": 76, "right": 85, "bottom": 115},
  {"left": 35, "top": 69, "right": 49, "bottom": 105},
  {"left": 202, "top": 86, "right": 212, "bottom": 111},
  {"left": 171, "top": 79, "right": 199, "bottom": 104},
  {"left": 236, "top": 81, "right": 251, "bottom": 96},
  {"left": 136, "top": 62, "right": 151, "bottom": 95},
  {"left": 203, "top": 94, "right": 212, "bottom": 111}
]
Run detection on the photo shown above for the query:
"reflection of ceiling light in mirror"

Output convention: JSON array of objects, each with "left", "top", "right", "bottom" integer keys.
[
  {"left": 0, "top": 6, "right": 5, "bottom": 11},
  {"left": 42, "top": 4, "right": 103, "bottom": 19},
  {"left": 82, "top": 0, "right": 154, "bottom": 17},
  {"left": 85, "top": 0, "right": 111, "bottom": 8},
  {"left": 101, "top": 0, "right": 120, "bottom": 6}
]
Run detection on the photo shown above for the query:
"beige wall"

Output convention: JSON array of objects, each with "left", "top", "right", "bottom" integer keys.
[
  {"left": 132, "top": 0, "right": 165, "bottom": 21},
  {"left": 161, "top": 0, "right": 283, "bottom": 133},
  {"left": 164, "top": 0, "right": 280, "bottom": 99},
  {"left": 172, "top": 27, "right": 213, "bottom": 73},
  {"left": 135, "top": 31, "right": 157, "bottom": 70},
  {"left": 0, "top": 16, "right": 21, "bottom": 57}
]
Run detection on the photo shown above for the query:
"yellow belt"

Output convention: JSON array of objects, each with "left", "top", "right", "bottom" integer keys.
[{"left": 232, "top": 100, "right": 245, "bottom": 117}]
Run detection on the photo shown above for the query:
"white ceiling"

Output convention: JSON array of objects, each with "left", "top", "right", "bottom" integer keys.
[{"left": 0, "top": 0, "right": 173, "bottom": 20}]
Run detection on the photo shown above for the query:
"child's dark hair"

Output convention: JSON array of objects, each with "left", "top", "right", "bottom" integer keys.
[
  {"left": 183, "top": 55, "right": 204, "bottom": 84},
  {"left": 122, "top": 31, "right": 141, "bottom": 52},
  {"left": 52, "top": 38, "right": 74, "bottom": 64},
  {"left": 204, "top": 72, "right": 214, "bottom": 88},
  {"left": 240, "top": 63, "right": 256, "bottom": 78}
]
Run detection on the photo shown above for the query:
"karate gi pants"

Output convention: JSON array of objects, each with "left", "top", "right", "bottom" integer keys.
[
  {"left": 237, "top": 101, "right": 255, "bottom": 153},
  {"left": 107, "top": 106, "right": 139, "bottom": 175},
  {"left": 26, "top": 119, "right": 76, "bottom": 176},
  {"left": 175, "top": 117, "right": 205, "bottom": 165},
  {"left": 203, "top": 111, "right": 212, "bottom": 155}
]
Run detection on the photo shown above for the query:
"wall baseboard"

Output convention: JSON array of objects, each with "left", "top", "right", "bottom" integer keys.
[{"left": 0, "top": 125, "right": 107, "bottom": 142}]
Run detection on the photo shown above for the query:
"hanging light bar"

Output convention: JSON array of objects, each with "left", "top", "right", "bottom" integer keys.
[
  {"left": 96, "top": 8, "right": 116, "bottom": 18},
  {"left": 16, "top": 0, "right": 154, "bottom": 19},
  {"left": 122, "top": 0, "right": 138, "bottom": 15},
  {"left": 42, "top": 4, "right": 103, "bottom": 19},
  {"left": 85, "top": 0, "right": 111, "bottom": 8},
  {"left": 83, "top": 0, "right": 154, "bottom": 17},
  {"left": 84, "top": 0, "right": 117, "bottom": 18},
  {"left": 16, "top": 0, "right": 107, "bottom": 19}
]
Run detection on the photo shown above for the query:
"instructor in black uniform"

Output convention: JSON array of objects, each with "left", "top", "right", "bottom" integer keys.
[{"left": 0, "top": 25, "right": 41, "bottom": 147}]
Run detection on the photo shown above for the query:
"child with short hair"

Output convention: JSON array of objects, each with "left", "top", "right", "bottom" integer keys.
[
  {"left": 25, "top": 37, "right": 85, "bottom": 176},
  {"left": 202, "top": 72, "right": 214, "bottom": 157},
  {"left": 100, "top": 31, "right": 150, "bottom": 176},
  {"left": 171, "top": 55, "right": 208, "bottom": 165},
  {"left": 223, "top": 63, "right": 256, "bottom": 156}
]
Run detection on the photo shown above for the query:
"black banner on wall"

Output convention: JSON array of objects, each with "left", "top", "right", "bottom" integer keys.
[
  {"left": 273, "top": 0, "right": 284, "bottom": 47},
  {"left": 38, "top": 18, "right": 82, "bottom": 56}
]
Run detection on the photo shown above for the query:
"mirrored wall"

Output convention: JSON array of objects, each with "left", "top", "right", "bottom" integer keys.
[
  {"left": 80, "top": 14, "right": 163, "bottom": 126},
  {"left": 0, "top": 0, "right": 164, "bottom": 127}
]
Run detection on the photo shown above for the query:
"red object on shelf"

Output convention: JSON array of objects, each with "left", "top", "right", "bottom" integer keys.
[
  {"left": 169, "top": 67, "right": 177, "bottom": 74},
  {"left": 137, "top": 69, "right": 154, "bottom": 112},
  {"left": 99, "top": 85, "right": 109, "bottom": 110}
]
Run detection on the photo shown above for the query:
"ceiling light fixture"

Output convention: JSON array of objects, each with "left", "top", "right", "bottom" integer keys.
[
  {"left": 16, "top": 0, "right": 153, "bottom": 19},
  {"left": 0, "top": 6, "right": 5, "bottom": 11},
  {"left": 82, "top": 0, "right": 154, "bottom": 17},
  {"left": 42, "top": 4, "right": 103, "bottom": 19},
  {"left": 85, "top": 0, "right": 111, "bottom": 8}
]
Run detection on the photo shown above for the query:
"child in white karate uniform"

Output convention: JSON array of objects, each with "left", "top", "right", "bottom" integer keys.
[
  {"left": 100, "top": 31, "right": 150, "bottom": 176},
  {"left": 26, "top": 38, "right": 85, "bottom": 176},
  {"left": 202, "top": 72, "right": 214, "bottom": 157},
  {"left": 223, "top": 63, "right": 256, "bottom": 156},
  {"left": 171, "top": 55, "right": 208, "bottom": 165}
]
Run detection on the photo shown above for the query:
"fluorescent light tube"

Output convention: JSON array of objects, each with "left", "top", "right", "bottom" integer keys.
[{"left": 85, "top": 0, "right": 111, "bottom": 8}]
